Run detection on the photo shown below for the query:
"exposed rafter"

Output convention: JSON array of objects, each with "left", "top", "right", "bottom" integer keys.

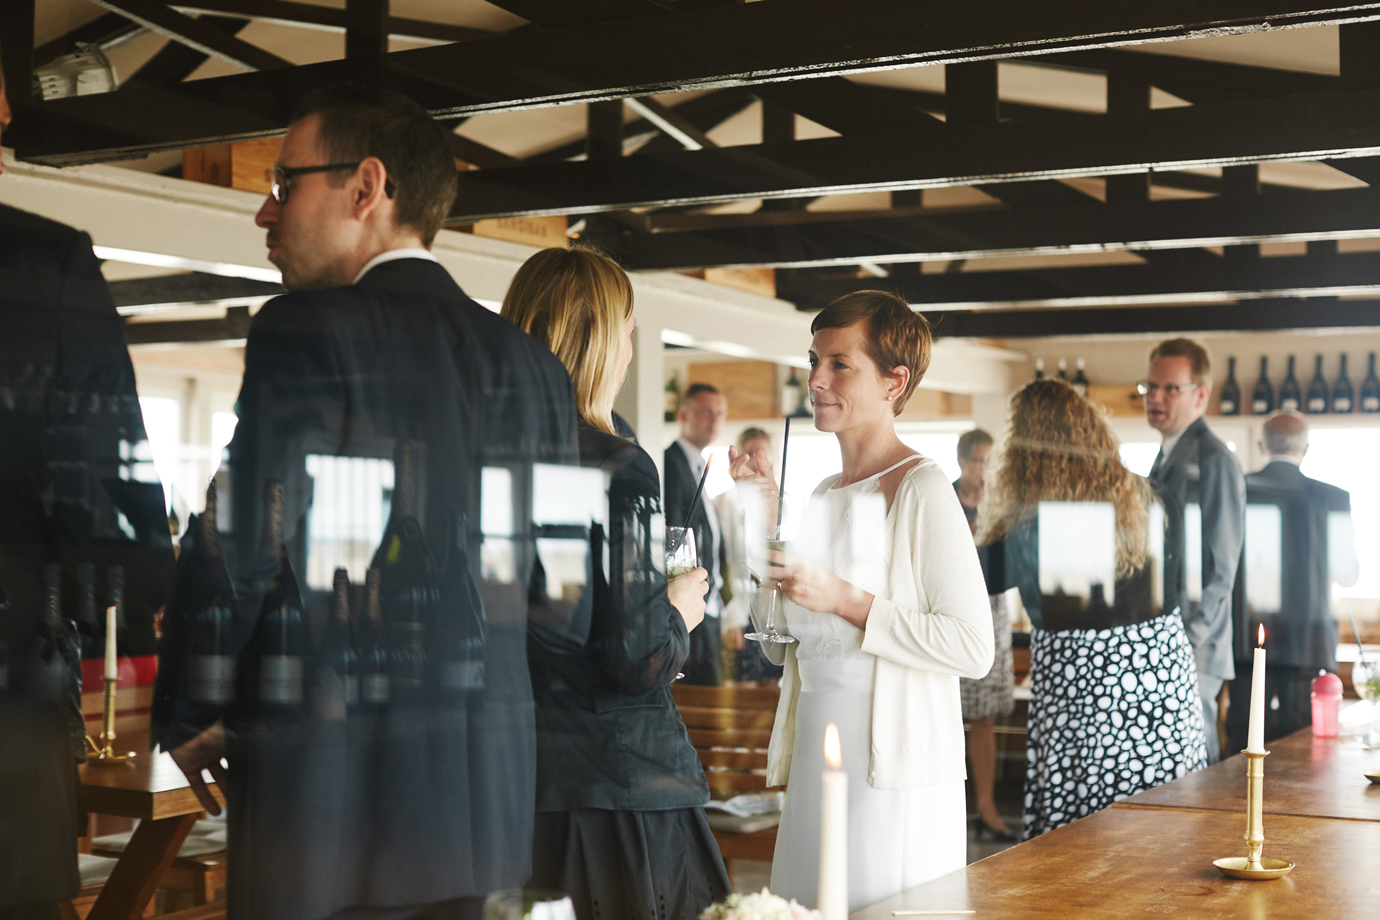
[
  {"left": 126, "top": 15, "right": 250, "bottom": 86},
  {"left": 108, "top": 272, "right": 283, "bottom": 313},
  {"left": 172, "top": 1, "right": 496, "bottom": 44},
  {"left": 90, "top": 0, "right": 291, "bottom": 71},
  {"left": 33, "top": 13, "right": 146, "bottom": 68},
  {"left": 124, "top": 306, "right": 253, "bottom": 345},
  {"left": 16, "top": 0, "right": 1380, "bottom": 164}
]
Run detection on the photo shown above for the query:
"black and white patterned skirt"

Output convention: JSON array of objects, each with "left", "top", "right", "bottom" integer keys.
[{"left": 1023, "top": 612, "right": 1208, "bottom": 839}]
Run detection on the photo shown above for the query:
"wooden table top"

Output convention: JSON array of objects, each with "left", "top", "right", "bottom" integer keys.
[
  {"left": 851, "top": 805, "right": 1380, "bottom": 920},
  {"left": 1119, "top": 730, "right": 1380, "bottom": 823},
  {"left": 79, "top": 736, "right": 224, "bottom": 820}
]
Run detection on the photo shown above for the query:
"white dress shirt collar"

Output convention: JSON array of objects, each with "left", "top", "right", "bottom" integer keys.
[
  {"left": 352, "top": 248, "right": 438, "bottom": 285},
  {"left": 1160, "top": 429, "right": 1186, "bottom": 466},
  {"left": 1267, "top": 454, "right": 1303, "bottom": 467}
]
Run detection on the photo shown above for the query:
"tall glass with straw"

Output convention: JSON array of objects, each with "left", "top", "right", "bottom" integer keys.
[{"left": 745, "top": 417, "right": 796, "bottom": 645}]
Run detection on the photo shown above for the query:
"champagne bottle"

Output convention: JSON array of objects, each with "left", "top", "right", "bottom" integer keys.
[
  {"left": 74, "top": 562, "right": 96, "bottom": 630},
  {"left": 663, "top": 372, "right": 681, "bottom": 423},
  {"left": 1034, "top": 357, "right": 1044, "bottom": 380},
  {"left": 1218, "top": 357, "right": 1241, "bottom": 416},
  {"left": 1306, "top": 355, "right": 1329, "bottom": 414},
  {"left": 1278, "top": 355, "right": 1301, "bottom": 412},
  {"left": 39, "top": 564, "right": 85, "bottom": 760},
  {"left": 314, "top": 568, "right": 358, "bottom": 721},
  {"left": 254, "top": 482, "right": 307, "bottom": 716},
  {"left": 1057, "top": 357, "right": 1068, "bottom": 381},
  {"left": 188, "top": 483, "right": 236, "bottom": 706},
  {"left": 1251, "top": 357, "right": 1274, "bottom": 415},
  {"left": 358, "top": 567, "right": 390, "bottom": 707},
  {"left": 1361, "top": 352, "right": 1380, "bottom": 413},
  {"left": 435, "top": 514, "right": 486, "bottom": 704},
  {"left": 371, "top": 440, "right": 436, "bottom": 705},
  {"left": 1332, "top": 353, "right": 1355, "bottom": 414},
  {"left": 1072, "top": 357, "right": 1089, "bottom": 397}
]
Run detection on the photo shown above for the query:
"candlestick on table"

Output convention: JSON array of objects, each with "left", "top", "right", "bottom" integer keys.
[
  {"left": 1246, "top": 624, "right": 1266, "bottom": 754},
  {"left": 88, "top": 604, "right": 135, "bottom": 764},
  {"left": 818, "top": 722, "right": 848, "bottom": 920}
]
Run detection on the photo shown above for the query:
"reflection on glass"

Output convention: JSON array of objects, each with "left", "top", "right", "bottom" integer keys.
[
  {"left": 1185, "top": 502, "right": 1202, "bottom": 603},
  {"left": 1244, "top": 504, "right": 1283, "bottom": 616},
  {"left": 1037, "top": 502, "right": 1117, "bottom": 608},
  {"left": 303, "top": 454, "right": 394, "bottom": 589}
]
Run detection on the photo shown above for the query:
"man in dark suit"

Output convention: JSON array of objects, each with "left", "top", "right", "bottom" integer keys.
[
  {"left": 1227, "top": 412, "right": 1358, "bottom": 748},
  {"left": 1143, "top": 338, "right": 1245, "bottom": 764},
  {"left": 155, "top": 86, "right": 585, "bottom": 920},
  {"left": 0, "top": 71, "right": 174, "bottom": 920},
  {"left": 664, "top": 383, "right": 727, "bottom": 685}
]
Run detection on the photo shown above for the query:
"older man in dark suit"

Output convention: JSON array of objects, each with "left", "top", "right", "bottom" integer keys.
[
  {"left": 1143, "top": 338, "right": 1246, "bottom": 764},
  {"left": 155, "top": 86, "right": 586, "bottom": 920},
  {"left": 0, "top": 71, "right": 173, "bottom": 920},
  {"left": 1227, "top": 412, "right": 1358, "bottom": 748}
]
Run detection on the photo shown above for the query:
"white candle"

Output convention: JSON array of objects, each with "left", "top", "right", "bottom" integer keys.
[
  {"left": 1246, "top": 624, "right": 1266, "bottom": 754},
  {"left": 818, "top": 722, "right": 848, "bottom": 920},
  {"left": 105, "top": 605, "right": 119, "bottom": 681}
]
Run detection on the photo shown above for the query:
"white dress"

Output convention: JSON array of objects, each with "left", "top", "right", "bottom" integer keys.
[{"left": 768, "top": 457, "right": 968, "bottom": 911}]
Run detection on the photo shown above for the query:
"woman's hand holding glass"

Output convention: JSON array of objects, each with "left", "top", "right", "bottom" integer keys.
[
  {"left": 771, "top": 549, "right": 875, "bottom": 630},
  {"left": 667, "top": 567, "right": 708, "bottom": 632}
]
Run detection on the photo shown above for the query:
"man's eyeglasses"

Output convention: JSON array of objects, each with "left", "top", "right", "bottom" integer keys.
[
  {"left": 1136, "top": 381, "right": 1202, "bottom": 397},
  {"left": 270, "top": 162, "right": 397, "bottom": 205}
]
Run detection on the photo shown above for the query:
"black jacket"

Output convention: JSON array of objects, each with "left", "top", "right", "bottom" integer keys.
[
  {"left": 152, "top": 258, "right": 585, "bottom": 918},
  {"left": 1244, "top": 461, "right": 1354, "bottom": 671},
  {"left": 0, "top": 203, "right": 174, "bottom": 907},
  {"left": 1150, "top": 416, "right": 1246, "bottom": 681},
  {"left": 529, "top": 424, "right": 707, "bottom": 812}
]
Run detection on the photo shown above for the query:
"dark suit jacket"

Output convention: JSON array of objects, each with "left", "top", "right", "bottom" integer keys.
[
  {"left": 529, "top": 424, "right": 706, "bottom": 813},
  {"left": 1244, "top": 461, "right": 1354, "bottom": 671},
  {"left": 0, "top": 203, "right": 174, "bottom": 907},
  {"left": 662, "top": 441, "right": 718, "bottom": 601},
  {"left": 1151, "top": 416, "right": 1246, "bottom": 681},
  {"left": 152, "top": 258, "right": 584, "bottom": 918}
]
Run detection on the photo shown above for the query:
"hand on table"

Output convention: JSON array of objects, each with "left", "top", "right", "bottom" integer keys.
[
  {"left": 668, "top": 567, "right": 708, "bottom": 632},
  {"left": 770, "top": 550, "right": 874, "bottom": 630},
  {"left": 169, "top": 722, "right": 227, "bottom": 816}
]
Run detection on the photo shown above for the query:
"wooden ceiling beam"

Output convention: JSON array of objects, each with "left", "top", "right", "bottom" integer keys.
[
  {"left": 172, "top": 1, "right": 495, "bottom": 43},
  {"left": 33, "top": 13, "right": 144, "bottom": 69},
  {"left": 126, "top": 14, "right": 249, "bottom": 86},
  {"left": 89, "top": 0, "right": 291, "bottom": 71},
  {"left": 16, "top": 0, "right": 1380, "bottom": 164}
]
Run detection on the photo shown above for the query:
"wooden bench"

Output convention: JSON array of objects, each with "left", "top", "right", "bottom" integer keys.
[{"left": 672, "top": 684, "right": 781, "bottom": 886}]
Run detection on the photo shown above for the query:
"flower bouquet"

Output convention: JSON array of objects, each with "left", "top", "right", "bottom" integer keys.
[{"left": 701, "top": 890, "right": 820, "bottom": 920}]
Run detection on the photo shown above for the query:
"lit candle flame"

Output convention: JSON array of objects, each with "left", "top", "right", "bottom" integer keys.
[
  {"left": 1258, "top": 623, "right": 1265, "bottom": 647},
  {"left": 824, "top": 722, "right": 842, "bottom": 770}
]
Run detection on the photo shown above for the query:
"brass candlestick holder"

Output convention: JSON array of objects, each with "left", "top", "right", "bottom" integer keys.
[
  {"left": 85, "top": 676, "right": 136, "bottom": 764},
  {"left": 1213, "top": 750, "right": 1293, "bottom": 880}
]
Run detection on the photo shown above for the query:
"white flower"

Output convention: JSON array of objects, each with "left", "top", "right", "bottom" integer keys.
[{"left": 700, "top": 889, "right": 821, "bottom": 920}]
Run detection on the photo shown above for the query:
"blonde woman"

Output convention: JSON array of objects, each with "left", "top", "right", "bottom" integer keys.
[
  {"left": 729, "top": 291, "right": 993, "bottom": 909},
  {"left": 501, "top": 247, "right": 729, "bottom": 920},
  {"left": 978, "top": 379, "right": 1207, "bottom": 838}
]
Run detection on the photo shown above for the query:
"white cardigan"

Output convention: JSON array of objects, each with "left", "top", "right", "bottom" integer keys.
[{"left": 764, "top": 458, "right": 995, "bottom": 789}]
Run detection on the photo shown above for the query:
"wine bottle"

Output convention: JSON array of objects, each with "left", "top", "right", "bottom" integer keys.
[
  {"left": 1277, "top": 356, "right": 1301, "bottom": 412},
  {"left": 1218, "top": 357, "right": 1241, "bottom": 416},
  {"left": 663, "top": 372, "right": 681, "bottom": 423},
  {"left": 1361, "top": 352, "right": 1380, "bottom": 413},
  {"left": 1057, "top": 357, "right": 1068, "bottom": 381},
  {"left": 435, "top": 514, "right": 486, "bottom": 704},
  {"left": 1332, "top": 353, "right": 1355, "bottom": 414},
  {"left": 358, "top": 567, "right": 390, "bottom": 708},
  {"left": 74, "top": 562, "right": 96, "bottom": 631},
  {"left": 1251, "top": 357, "right": 1274, "bottom": 415},
  {"left": 187, "top": 483, "right": 236, "bottom": 706},
  {"left": 1034, "top": 357, "right": 1045, "bottom": 380},
  {"left": 1306, "top": 355, "right": 1329, "bottom": 414},
  {"left": 254, "top": 481, "right": 307, "bottom": 717},
  {"left": 1072, "top": 357, "right": 1089, "bottom": 397},
  {"left": 313, "top": 568, "right": 358, "bottom": 722},
  {"left": 371, "top": 440, "right": 437, "bottom": 705}
]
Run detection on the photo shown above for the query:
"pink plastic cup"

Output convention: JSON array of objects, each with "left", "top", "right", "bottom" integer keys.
[{"left": 1311, "top": 671, "right": 1343, "bottom": 738}]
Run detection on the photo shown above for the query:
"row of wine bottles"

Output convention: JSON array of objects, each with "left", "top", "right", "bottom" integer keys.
[
  {"left": 0, "top": 562, "right": 122, "bottom": 700},
  {"left": 1033, "top": 356, "right": 1091, "bottom": 397},
  {"left": 1218, "top": 354, "right": 1380, "bottom": 416},
  {"left": 185, "top": 440, "right": 486, "bottom": 720}
]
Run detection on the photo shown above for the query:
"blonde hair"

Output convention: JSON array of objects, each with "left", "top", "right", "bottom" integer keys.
[
  {"left": 501, "top": 247, "right": 635, "bottom": 435},
  {"left": 978, "top": 379, "right": 1152, "bottom": 576}
]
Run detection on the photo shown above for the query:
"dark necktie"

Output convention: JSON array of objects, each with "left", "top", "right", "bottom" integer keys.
[{"left": 1150, "top": 450, "right": 1165, "bottom": 481}]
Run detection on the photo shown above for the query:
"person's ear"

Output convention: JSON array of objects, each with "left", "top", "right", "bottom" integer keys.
[
  {"left": 888, "top": 365, "right": 910, "bottom": 402},
  {"left": 352, "top": 156, "right": 392, "bottom": 217}
]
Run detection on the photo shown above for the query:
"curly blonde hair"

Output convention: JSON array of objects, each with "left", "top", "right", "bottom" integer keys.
[{"left": 978, "top": 379, "right": 1152, "bottom": 576}]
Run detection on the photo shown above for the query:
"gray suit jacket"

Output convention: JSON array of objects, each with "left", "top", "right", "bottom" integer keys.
[{"left": 1152, "top": 415, "right": 1246, "bottom": 682}]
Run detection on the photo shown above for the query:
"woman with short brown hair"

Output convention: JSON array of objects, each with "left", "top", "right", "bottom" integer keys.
[{"left": 730, "top": 290, "right": 993, "bottom": 908}]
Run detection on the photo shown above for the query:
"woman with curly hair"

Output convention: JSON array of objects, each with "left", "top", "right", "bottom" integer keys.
[{"left": 979, "top": 379, "right": 1207, "bottom": 839}]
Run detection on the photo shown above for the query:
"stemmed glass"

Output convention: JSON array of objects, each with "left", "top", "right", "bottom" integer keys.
[
  {"left": 744, "top": 541, "right": 795, "bottom": 645},
  {"left": 665, "top": 526, "right": 697, "bottom": 679},
  {"left": 1351, "top": 658, "right": 1380, "bottom": 749}
]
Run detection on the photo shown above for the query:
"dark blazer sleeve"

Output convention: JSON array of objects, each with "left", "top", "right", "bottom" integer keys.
[
  {"left": 591, "top": 440, "right": 689, "bottom": 696},
  {"left": 1192, "top": 439, "right": 1246, "bottom": 679}
]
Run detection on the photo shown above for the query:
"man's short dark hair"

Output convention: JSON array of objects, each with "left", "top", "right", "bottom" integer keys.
[
  {"left": 957, "top": 428, "right": 993, "bottom": 461},
  {"left": 1149, "top": 337, "right": 1213, "bottom": 386},
  {"left": 682, "top": 383, "right": 721, "bottom": 408},
  {"left": 294, "top": 85, "right": 458, "bottom": 246}
]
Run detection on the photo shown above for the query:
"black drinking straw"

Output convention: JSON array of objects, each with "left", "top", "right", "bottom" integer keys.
[
  {"left": 681, "top": 454, "right": 714, "bottom": 534},
  {"left": 1345, "top": 600, "right": 1371, "bottom": 671},
  {"left": 774, "top": 417, "right": 791, "bottom": 540}
]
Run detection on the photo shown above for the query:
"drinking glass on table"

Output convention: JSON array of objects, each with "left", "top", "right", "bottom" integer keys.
[
  {"left": 483, "top": 889, "right": 576, "bottom": 920},
  {"left": 1351, "top": 658, "right": 1380, "bottom": 748},
  {"left": 665, "top": 526, "right": 698, "bottom": 680}
]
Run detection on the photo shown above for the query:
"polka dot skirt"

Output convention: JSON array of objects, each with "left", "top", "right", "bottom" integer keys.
[{"left": 1023, "top": 612, "right": 1208, "bottom": 839}]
